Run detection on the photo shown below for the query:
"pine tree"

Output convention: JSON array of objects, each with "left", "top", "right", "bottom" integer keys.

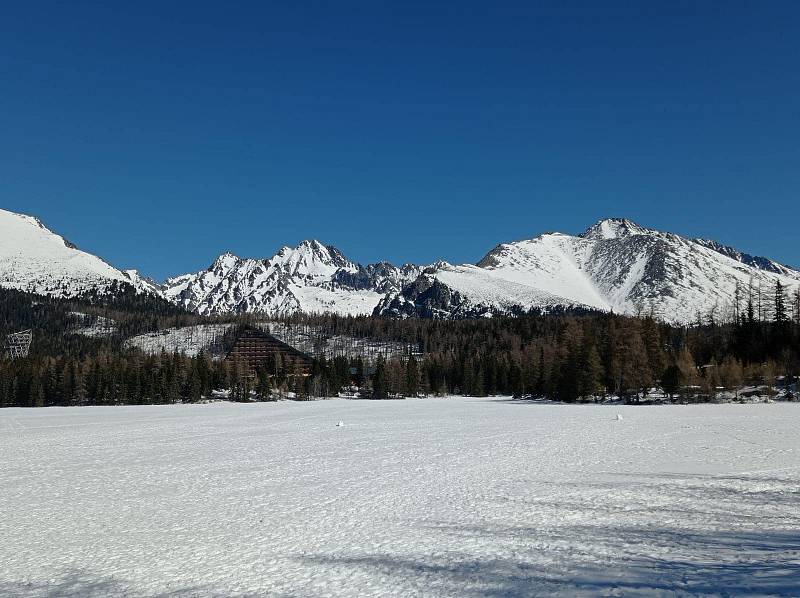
[
  {"left": 763, "top": 360, "right": 777, "bottom": 396},
  {"left": 701, "top": 361, "right": 720, "bottom": 402},
  {"left": 676, "top": 345, "right": 699, "bottom": 402},
  {"left": 557, "top": 342, "right": 581, "bottom": 402},
  {"left": 257, "top": 367, "right": 274, "bottom": 401},
  {"left": 610, "top": 320, "right": 652, "bottom": 401},
  {"left": 642, "top": 318, "right": 667, "bottom": 380},
  {"left": 372, "top": 356, "right": 387, "bottom": 400},
  {"left": 73, "top": 366, "right": 87, "bottom": 406},
  {"left": 660, "top": 364, "right": 682, "bottom": 400},
  {"left": 471, "top": 362, "right": 485, "bottom": 397},
  {"left": 355, "top": 357, "right": 366, "bottom": 389},
  {"left": 774, "top": 280, "right": 788, "bottom": 325},
  {"left": 405, "top": 354, "right": 419, "bottom": 397},
  {"left": 508, "top": 359, "right": 524, "bottom": 398},
  {"left": 534, "top": 346, "right": 546, "bottom": 396},
  {"left": 583, "top": 344, "right": 604, "bottom": 400},
  {"left": 291, "top": 361, "right": 305, "bottom": 399},
  {"left": 187, "top": 360, "right": 202, "bottom": 403}
]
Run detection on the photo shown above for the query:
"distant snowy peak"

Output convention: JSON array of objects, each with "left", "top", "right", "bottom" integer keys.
[
  {"left": 0, "top": 208, "right": 158, "bottom": 299},
  {"left": 166, "top": 219, "right": 800, "bottom": 323},
  {"left": 579, "top": 217, "right": 648, "bottom": 240},
  {"left": 162, "top": 240, "right": 422, "bottom": 317},
  {"left": 6, "top": 207, "right": 799, "bottom": 325},
  {"left": 376, "top": 218, "right": 800, "bottom": 324},
  {"left": 210, "top": 252, "right": 242, "bottom": 273},
  {"left": 269, "top": 240, "right": 357, "bottom": 279}
]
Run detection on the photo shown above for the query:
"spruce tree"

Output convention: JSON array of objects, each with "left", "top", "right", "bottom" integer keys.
[
  {"left": 405, "top": 354, "right": 419, "bottom": 397},
  {"left": 372, "top": 356, "right": 387, "bottom": 400},
  {"left": 660, "top": 364, "right": 682, "bottom": 400},
  {"left": 187, "top": 361, "right": 202, "bottom": 403},
  {"left": 676, "top": 345, "right": 698, "bottom": 402},
  {"left": 583, "top": 344, "right": 604, "bottom": 400},
  {"left": 774, "top": 281, "right": 788, "bottom": 324}
]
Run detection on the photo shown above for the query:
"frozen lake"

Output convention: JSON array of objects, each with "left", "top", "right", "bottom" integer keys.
[{"left": 2, "top": 398, "right": 799, "bottom": 597}]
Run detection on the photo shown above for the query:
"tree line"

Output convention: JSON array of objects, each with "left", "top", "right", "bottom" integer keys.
[{"left": 2, "top": 281, "right": 799, "bottom": 406}]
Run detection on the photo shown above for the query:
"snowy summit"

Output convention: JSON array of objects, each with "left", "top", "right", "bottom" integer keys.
[
  {"left": 1, "top": 208, "right": 799, "bottom": 324},
  {"left": 0, "top": 208, "right": 157, "bottom": 298}
]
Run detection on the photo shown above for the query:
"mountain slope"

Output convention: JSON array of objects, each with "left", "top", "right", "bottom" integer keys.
[
  {"left": 162, "top": 240, "right": 421, "bottom": 316},
  {"left": 376, "top": 218, "right": 800, "bottom": 324},
  {"left": 0, "top": 209, "right": 156, "bottom": 298},
  {"left": 5, "top": 207, "right": 797, "bottom": 324}
]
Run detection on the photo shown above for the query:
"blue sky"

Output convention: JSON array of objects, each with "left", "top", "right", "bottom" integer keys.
[{"left": 2, "top": 2, "right": 799, "bottom": 280}]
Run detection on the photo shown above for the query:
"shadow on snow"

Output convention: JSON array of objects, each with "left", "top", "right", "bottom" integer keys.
[{"left": 301, "top": 472, "right": 800, "bottom": 596}]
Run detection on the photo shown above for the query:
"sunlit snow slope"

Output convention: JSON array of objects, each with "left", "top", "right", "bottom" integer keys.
[
  {"left": 377, "top": 218, "right": 800, "bottom": 324},
  {"left": 0, "top": 209, "right": 157, "bottom": 298}
]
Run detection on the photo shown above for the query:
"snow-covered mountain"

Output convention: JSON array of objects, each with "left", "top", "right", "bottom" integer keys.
[
  {"left": 376, "top": 218, "right": 800, "bottom": 324},
  {"left": 0, "top": 208, "right": 158, "bottom": 298},
  {"left": 4, "top": 206, "right": 798, "bottom": 324},
  {"left": 162, "top": 240, "right": 421, "bottom": 316}
]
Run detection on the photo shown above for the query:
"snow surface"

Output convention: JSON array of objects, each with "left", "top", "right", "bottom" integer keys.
[
  {"left": 435, "top": 231, "right": 611, "bottom": 314},
  {"left": 2, "top": 398, "right": 798, "bottom": 597},
  {"left": 289, "top": 284, "right": 383, "bottom": 317}
]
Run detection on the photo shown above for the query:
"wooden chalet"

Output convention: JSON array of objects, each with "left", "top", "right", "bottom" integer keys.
[{"left": 225, "top": 326, "right": 313, "bottom": 377}]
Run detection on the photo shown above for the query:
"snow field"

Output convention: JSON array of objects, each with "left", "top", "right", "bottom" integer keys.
[
  {"left": 122, "top": 324, "right": 234, "bottom": 357},
  {"left": 1, "top": 399, "right": 799, "bottom": 597}
]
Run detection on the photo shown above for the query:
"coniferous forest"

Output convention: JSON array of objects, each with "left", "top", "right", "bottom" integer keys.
[{"left": 1, "top": 283, "right": 799, "bottom": 408}]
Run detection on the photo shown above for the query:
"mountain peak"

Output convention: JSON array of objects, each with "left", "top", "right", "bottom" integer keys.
[
  {"left": 162, "top": 238, "right": 422, "bottom": 316},
  {"left": 273, "top": 240, "right": 352, "bottom": 272},
  {"left": 296, "top": 239, "right": 326, "bottom": 250},
  {"left": 296, "top": 239, "right": 346, "bottom": 258},
  {"left": 1, "top": 207, "right": 44, "bottom": 228},
  {"left": 210, "top": 252, "right": 241, "bottom": 271},
  {"left": 0, "top": 208, "right": 159, "bottom": 297},
  {"left": 580, "top": 218, "right": 646, "bottom": 240}
]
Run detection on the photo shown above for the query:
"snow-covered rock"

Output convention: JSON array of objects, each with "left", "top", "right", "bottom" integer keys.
[{"left": 162, "top": 240, "right": 421, "bottom": 316}]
